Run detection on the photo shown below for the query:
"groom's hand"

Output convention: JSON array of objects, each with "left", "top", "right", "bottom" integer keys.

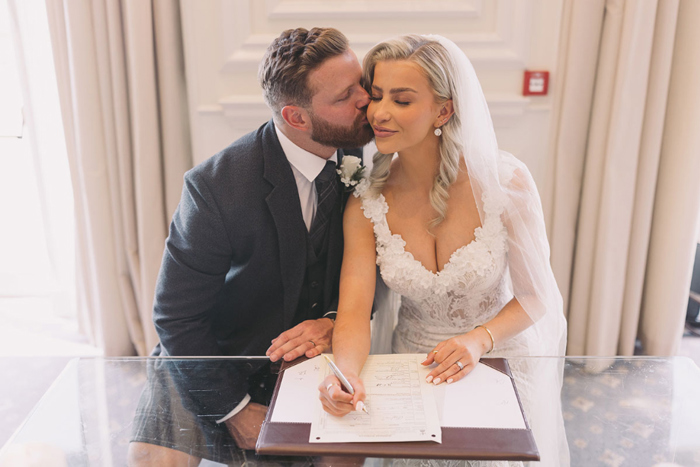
[
  {"left": 266, "top": 318, "right": 333, "bottom": 362},
  {"left": 224, "top": 402, "right": 268, "bottom": 450}
]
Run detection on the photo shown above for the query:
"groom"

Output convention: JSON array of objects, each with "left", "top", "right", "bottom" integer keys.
[
  {"left": 129, "top": 27, "right": 373, "bottom": 463},
  {"left": 152, "top": 26, "right": 372, "bottom": 365}
]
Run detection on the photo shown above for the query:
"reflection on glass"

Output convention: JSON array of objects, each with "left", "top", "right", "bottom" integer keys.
[
  {"left": 1, "top": 357, "right": 699, "bottom": 467},
  {"left": 128, "top": 359, "right": 278, "bottom": 465}
]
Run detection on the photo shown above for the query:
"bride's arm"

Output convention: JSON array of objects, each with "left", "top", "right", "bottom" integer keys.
[
  {"left": 334, "top": 196, "right": 377, "bottom": 374},
  {"left": 318, "top": 194, "right": 377, "bottom": 416}
]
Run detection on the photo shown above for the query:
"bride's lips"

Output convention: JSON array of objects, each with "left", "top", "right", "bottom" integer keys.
[{"left": 373, "top": 125, "right": 397, "bottom": 138}]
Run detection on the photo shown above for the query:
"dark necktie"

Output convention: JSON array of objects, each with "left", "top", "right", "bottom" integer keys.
[{"left": 309, "top": 160, "right": 339, "bottom": 254}]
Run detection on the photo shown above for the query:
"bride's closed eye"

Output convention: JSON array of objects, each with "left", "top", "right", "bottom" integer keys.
[{"left": 369, "top": 95, "right": 411, "bottom": 106}]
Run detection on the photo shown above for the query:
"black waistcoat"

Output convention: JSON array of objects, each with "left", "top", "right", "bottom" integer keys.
[{"left": 293, "top": 225, "right": 331, "bottom": 324}]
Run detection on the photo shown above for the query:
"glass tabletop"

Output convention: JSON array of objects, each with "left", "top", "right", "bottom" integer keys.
[{"left": 1, "top": 356, "right": 699, "bottom": 466}]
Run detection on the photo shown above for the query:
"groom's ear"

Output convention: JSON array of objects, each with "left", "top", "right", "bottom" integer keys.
[{"left": 280, "top": 105, "right": 311, "bottom": 132}]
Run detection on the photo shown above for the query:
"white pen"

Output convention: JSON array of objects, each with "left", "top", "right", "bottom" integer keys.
[{"left": 322, "top": 354, "right": 370, "bottom": 414}]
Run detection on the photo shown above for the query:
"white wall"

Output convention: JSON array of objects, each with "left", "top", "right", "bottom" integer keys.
[{"left": 180, "top": 0, "right": 564, "bottom": 201}]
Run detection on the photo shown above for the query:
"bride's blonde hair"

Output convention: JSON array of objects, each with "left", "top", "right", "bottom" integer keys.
[{"left": 362, "top": 35, "right": 462, "bottom": 228}]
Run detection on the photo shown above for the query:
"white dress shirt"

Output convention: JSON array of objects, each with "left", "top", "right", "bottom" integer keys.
[
  {"left": 216, "top": 123, "right": 338, "bottom": 424},
  {"left": 275, "top": 123, "right": 337, "bottom": 231}
]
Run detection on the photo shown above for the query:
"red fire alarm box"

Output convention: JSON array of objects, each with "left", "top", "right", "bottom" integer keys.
[{"left": 523, "top": 71, "right": 549, "bottom": 96}]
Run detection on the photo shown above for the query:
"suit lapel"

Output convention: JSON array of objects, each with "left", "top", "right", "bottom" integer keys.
[{"left": 262, "top": 121, "right": 307, "bottom": 329}]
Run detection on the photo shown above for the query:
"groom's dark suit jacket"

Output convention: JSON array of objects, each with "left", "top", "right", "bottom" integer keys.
[{"left": 153, "top": 120, "right": 358, "bottom": 363}]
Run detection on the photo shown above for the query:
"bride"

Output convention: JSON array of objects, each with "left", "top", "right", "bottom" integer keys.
[{"left": 318, "top": 35, "right": 568, "bottom": 466}]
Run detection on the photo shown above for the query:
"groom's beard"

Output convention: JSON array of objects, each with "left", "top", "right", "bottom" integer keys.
[{"left": 309, "top": 112, "right": 374, "bottom": 148}]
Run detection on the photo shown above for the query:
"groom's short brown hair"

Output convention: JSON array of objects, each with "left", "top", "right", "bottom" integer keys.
[{"left": 259, "top": 27, "right": 349, "bottom": 118}]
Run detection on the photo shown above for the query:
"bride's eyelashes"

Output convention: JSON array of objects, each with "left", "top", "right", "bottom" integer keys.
[{"left": 369, "top": 95, "right": 411, "bottom": 106}]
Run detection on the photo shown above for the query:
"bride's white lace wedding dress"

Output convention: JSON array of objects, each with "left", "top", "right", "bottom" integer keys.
[
  {"left": 358, "top": 161, "right": 537, "bottom": 361},
  {"left": 355, "top": 163, "right": 567, "bottom": 467}
]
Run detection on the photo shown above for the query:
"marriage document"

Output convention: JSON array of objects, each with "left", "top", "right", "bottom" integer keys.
[
  {"left": 261, "top": 355, "right": 534, "bottom": 459},
  {"left": 272, "top": 354, "right": 441, "bottom": 443},
  {"left": 310, "top": 354, "right": 441, "bottom": 443}
]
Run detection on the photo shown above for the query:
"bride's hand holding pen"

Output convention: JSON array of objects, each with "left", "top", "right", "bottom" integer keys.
[{"left": 318, "top": 355, "right": 369, "bottom": 417}]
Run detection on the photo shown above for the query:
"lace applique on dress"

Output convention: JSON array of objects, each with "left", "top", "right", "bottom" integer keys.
[
  {"left": 358, "top": 182, "right": 518, "bottom": 355},
  {"left": 359, "top": 187, "right": 507, "bottom": 301}
]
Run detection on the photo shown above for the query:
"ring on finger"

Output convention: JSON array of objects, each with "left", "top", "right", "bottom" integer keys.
[
  {"left": 309, "top": 340, "right": 316, "bottom": 347},
  {"left": 432, "top": 350, "right": 438, "bottom": 354},
  {"left": 326, "top": 383, "right": 336, "bottom": 391},
  {"left": 455, "top": 361, "right": 464, "bottom": 371}
]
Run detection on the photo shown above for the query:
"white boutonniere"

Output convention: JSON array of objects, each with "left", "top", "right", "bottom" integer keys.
[{"left": 336, "top": 155, "right": 365, "bottom": 191}]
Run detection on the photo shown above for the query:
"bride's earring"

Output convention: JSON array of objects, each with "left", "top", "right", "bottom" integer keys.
[{"left": 434, "top": 118, "right": 447, "bottom": 136}]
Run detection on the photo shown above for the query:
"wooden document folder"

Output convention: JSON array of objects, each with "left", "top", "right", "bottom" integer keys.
[{"left": 256, "top": 356, "right": 539, "bottom": 461}]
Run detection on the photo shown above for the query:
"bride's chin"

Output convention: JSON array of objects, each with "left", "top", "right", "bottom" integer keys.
[{"left": 375, "top": 142, "right": 395, "bottom": 155}]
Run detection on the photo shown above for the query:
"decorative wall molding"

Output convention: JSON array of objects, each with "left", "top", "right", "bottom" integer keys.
[
  {"left": 181, "top": 0, "right": 561, "bottom": 171},
  {"left": 217, "top": 96, "right": 274, "bottom": 129},
  {"left": 220, "top": 0, "right": 531, "bottom": 72},
  {"left": 264, "top": 0, "right": 482, "bottom": 19},
  {"left": 208, "top": 93, "right": 530, "bottom": 130}
]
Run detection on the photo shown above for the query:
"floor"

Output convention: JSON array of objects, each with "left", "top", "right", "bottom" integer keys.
[
  {"left": 0, "top": 297, "right": 100, "bottom": 357},
  {"left": 0, "top": 297, "right": 100, "bottom": 448}
]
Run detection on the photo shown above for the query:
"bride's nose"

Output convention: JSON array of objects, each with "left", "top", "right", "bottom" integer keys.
[{"left": 371, "top": 101, "right": 391, "bottom": 123}]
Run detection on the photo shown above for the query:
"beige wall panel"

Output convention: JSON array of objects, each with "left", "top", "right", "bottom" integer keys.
[{"left": 181, "top": 0, "right": 563, "bottom": 197}]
